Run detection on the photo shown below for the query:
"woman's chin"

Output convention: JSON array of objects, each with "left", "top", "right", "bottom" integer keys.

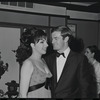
[{"left": 42, "top": 51, "right": 46, "bottom": 54}]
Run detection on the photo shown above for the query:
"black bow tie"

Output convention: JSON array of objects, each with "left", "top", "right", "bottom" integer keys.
[{"left": 56, "top": 52, "right": 65, "bottom": 58}]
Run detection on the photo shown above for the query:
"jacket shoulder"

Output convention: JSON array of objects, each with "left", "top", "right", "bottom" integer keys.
[{"left": 70, "top": 51, "right": 88, "bottom": 62}]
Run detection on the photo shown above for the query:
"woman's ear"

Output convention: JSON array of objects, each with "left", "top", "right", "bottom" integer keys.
[
  {"left": 30, "top": 43, "right": 34, "bottom": 48},
  {"left": 64, "top": 36, "right": 69, "bottom": 42}
]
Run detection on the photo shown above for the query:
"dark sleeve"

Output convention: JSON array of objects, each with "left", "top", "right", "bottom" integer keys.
[
  {"left": 45, "top": 78, "right": 51, "bottom": 90},
  {"left": 77, "top": 55, "right": 92, "bottom": 98}
]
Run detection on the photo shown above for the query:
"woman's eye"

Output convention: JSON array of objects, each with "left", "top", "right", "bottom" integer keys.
[{"left": 40, "top": 41, "right": 44, "bottom": 43}]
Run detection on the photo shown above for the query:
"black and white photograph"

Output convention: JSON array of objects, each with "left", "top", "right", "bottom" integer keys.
[{"left": 0, "top": 1, "right": 100, "bottom": 99}]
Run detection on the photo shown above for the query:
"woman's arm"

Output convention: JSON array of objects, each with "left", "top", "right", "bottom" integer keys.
[{"left": 19, "top": 60, "right": 34, "bottom": 98}]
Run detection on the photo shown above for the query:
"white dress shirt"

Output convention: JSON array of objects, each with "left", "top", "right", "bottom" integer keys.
[{"left": 56, "top": 47, "right": 70, "bottom": 82}]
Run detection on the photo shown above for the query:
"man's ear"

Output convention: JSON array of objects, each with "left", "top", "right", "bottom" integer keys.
[
  {"left": 92, "top": 52, "right": 95, "bottom": 58},
  {"left": 64, "top": 36, "right": 69, "bottom": 42},
  {"left": 30, "top": 43, "right": 34, "bottom": 48}
]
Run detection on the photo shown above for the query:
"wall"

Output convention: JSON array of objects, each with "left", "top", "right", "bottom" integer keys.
[
  {"left": 67, "top": 10, "right": 98, "bottom": 20},
  {"left": 68, "top": 19, "right": 99, "bottom": 49},
  {"left": 0, "top": 27, "right": 20, "bottom": 94},
  {"left": 98, "top": 22, "right": 100, "bottom": 49},
  {"left": 0, "top": 3, "right": 66, "bottom": 16},
  {"left": 0, "top": 10, "right": 48, "bottom": 26}
]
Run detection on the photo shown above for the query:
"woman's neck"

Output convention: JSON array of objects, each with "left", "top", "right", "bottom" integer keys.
[
  {"left": 30, "top": 53, "right": 42, "bottom": 61},
  {"left": 89, "top": 57, "right": 95, "bottom": 64}
]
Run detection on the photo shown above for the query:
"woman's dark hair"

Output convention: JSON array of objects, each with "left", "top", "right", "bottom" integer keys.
[
  {"left": 87, "top": 45, "right": 100, "bottom": 62},
  {"left": 87, "top": 45, "right": 98, "bottom": 53},
  {"left": 16, "top": 27, "right": 47, "bottom": 63},
  {"left": 20, "top": 27, "right": 47, "bottom": 46},
  {"left": 94, "top": 50, "right": 100, "bottom": 63}
]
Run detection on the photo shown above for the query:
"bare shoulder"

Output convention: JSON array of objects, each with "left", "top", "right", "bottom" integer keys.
[{"left": 21, "top": 59, "right": 34, "bottom": 73}]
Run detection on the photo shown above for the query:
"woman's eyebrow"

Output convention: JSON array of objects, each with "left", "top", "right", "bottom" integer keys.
[{"left": 40, "top": 39, "right": 45, "bottom": 41}]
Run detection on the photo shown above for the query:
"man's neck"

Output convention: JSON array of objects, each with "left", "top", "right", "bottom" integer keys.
[{"left": 58, "top": 46, "right": 69, "bottom": 53}]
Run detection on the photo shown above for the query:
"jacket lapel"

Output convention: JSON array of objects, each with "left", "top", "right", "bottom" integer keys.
[
  {"left": 55, "top": 50, "right": 74, "bottom": 90},
  {"left": 53, "top": 55, "right": 57, "bottom": 89},
  {"left": 51, "top": 53, "right": 57, "bottom": 89}
]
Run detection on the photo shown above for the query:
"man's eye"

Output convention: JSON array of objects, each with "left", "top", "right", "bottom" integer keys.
[
  {"left": 86, "top": 51, "right": 89, "bottom": 53},
  {"left": 55, "top": 38, "right": 58, "bottom": 40}
]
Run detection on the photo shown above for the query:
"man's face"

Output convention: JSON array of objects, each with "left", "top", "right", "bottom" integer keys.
[{"left": 51, "top": 31, "right": 65, "bottom": 51}]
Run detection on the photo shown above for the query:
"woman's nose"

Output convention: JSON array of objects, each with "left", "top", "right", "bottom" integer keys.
[{"left": 45, "top": 42, "right": 48, "bottom": 47}]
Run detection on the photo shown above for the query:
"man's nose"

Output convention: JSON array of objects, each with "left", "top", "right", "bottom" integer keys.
[
  {"left": 52, "top": 39, "right": 54, "bottom": 44},
  {"left": 84, "top": 53, "right": 87, "bottom": 56}
]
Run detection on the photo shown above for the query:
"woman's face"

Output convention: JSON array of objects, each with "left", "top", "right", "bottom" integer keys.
[
  {"left": 34, "top": 38, "right": 48, "bottom": 55},
  {"left": 85, "top": 48, "right": 94, "bottom": 60}
]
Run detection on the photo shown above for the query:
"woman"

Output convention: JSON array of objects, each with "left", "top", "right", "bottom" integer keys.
[
  {"left": 19, "top": 27, "right": 52, "bottom": 98},
  {"left": 85, "top": 45, "right": 100, "bottom": 98}
]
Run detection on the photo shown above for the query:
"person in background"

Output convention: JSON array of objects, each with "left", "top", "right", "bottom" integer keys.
[
  {"left": 44, "top": 25, "right": 97, "bottom": 98},
  {"left": 85, "top": 45, "right": 100, "bottom": 98},
  {"left": 19, "top": 27, "right": 52, "bottom": 98}
]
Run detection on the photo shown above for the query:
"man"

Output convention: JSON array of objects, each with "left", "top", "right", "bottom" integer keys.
[{"left": 45, "top": 26, "right": 97, "bottom": 98}]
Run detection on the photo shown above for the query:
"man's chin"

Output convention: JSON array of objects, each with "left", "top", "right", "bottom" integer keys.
[{"left": 53, "top": 47, "right": 58, "bottom": 51}]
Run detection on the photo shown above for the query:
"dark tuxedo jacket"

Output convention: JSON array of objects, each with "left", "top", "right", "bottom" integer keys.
[{"left": 44, "top": 50, "right": 97, "bottom": 98}]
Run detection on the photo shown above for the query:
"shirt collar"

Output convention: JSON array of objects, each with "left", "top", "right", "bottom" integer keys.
[{"left": 63, "top": 47, "right": 70, "bottom": 58}]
